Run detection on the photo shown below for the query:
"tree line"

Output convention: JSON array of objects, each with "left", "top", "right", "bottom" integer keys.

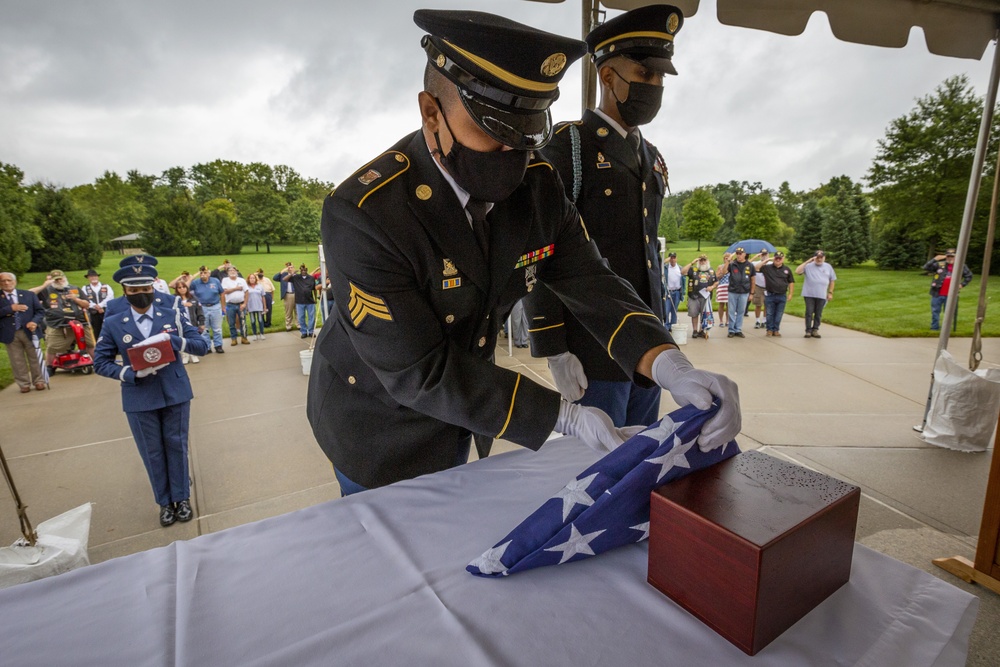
[
  {"left": 659, "top": 75, "right": 1000, "bottom": 272},
  {"left": 0, "top": 159, "right": 335, "bottom": 275}
]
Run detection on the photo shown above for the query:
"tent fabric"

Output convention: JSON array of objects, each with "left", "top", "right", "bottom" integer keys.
[{"left": 599, "top": 0, "right": 999, "bottom": 60}]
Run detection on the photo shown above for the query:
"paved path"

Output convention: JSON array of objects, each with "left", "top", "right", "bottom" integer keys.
[{"left": 2, "top": 316, "right": 998, "bottom": 664}]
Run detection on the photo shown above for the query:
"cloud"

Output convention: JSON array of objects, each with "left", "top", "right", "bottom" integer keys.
[{"left": 0, "top": 0, "right": 993, "bottom": 193}]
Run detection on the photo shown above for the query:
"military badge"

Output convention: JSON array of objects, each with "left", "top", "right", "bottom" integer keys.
[
  {"left": 442, "top": 259, "right": 458, "bottom": 277},
  {"left": 597, "top": 152, "right": 611, "bottom": 169},
  {"left": 123, "top": 334, "right": 133, "bottom": 343},
  {"left": 597, "top": 127, "right": 610, "bottom": 138},
  {"left": 143, "top": 347, "right": 163, "bottom": 364},
  {"left": 358, "top": 169, "right": 382, "bottom": 186},
  {"left": 442, "top": 278, "right": 462, "bottom": 290},
  {"left": 668, "top": 13, "right": 680, "bottom": 33},
  {"left": 540, "top": 53, "right": 567, "bottom": 77},
  {"left": 524, "top": 265, "right": 538, "bottom": 293},
  {"left": 348, "top": 282, "right": 393, "bottom": 328},
  {"left": 416, "top": 184, "right": 433, "bottom": 200}
]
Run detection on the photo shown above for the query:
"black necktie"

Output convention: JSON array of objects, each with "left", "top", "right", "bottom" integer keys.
[
  {"left": 466, "top": 198, "right": 491, "bottom": 259},
  {"left": 628, "top": 132, "right": 642, "bottom": 166}
]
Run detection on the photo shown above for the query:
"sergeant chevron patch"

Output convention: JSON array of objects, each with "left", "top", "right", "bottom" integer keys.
[{"left": 348, "top": 282, "right": 393, "bottom": 328}]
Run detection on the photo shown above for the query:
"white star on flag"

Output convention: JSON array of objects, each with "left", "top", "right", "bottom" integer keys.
[
  {"left": 468, "top": 541, "right": 511, "bottom": 575},
  {"left": 630, "top": 522, "right": 650, "bottom": 541},
  {"left": 544, "top": 524, "right": 606, "bottom": 564},
  {"left": 554, "top": 473, "right": 598, "bottom": 521},
  {"left": 640, "top": 417, "right": 678, "bottom": 444},
  {"left": 646, "top": 436, "right": 695, "bottom": 482}
]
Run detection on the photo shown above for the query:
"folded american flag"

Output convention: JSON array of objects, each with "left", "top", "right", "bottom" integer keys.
[{"left": 468, "top": 403, "right": 740, "bottom": 577}]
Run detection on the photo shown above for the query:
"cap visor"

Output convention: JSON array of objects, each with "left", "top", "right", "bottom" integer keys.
[
  {"left": 459, "top": 91, "right": 552, "bottom": 150},
  {"left": 638, "top": 55, "right": 677, "bottom": 76}
]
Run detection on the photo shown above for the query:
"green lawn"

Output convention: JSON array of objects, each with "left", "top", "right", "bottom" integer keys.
[
  {"left": 0, "top": 246, "right": 324, "bottom": 389},
  {"left": 2, "top": 245, "right": 997, "bottom": 389}
]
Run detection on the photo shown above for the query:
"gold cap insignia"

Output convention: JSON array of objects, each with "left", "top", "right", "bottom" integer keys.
[
  {"left": 597, "top": 127, "right": 609, "bottom": 138},
  {"left": 436, "top": 54, "right": 446, "bottom": 68},
  {"left": 395, "top": 154, "right": 406, "bottom": 163},
  {"left": 668, "top": 13, "right": 680, "bottom": 34},
  {"left": 540, "top": 53, "right": 566, "bottom": 77},
  {"left": 442, "top": 259, "right": 458, "bottom": 277},
  {"left": 358, "top": 169, "right": 381, "bottom": 186},
  {"left": 348, "top": 282, "right": 393, "bottom": 328},
  {"left": 416, "top": 184, "right": 432, "bottom": 201}
]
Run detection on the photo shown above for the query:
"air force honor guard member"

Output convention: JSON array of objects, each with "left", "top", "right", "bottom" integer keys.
[
  {"left": 525, "top": 5, "right": 679, "bottom": 428},
  {"left": 105, "top": 254, "right": 187, "bottom": 322},
  {"left": 307, "top": 9, "right": 740, "bottom": 494},
  {"left": 93, "top": 257, "right": 209, "bottom": 527}
]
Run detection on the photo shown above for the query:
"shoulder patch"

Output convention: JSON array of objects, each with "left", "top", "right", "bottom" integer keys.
[{"left": 334, "top": 151, "right": 410, "bottom": 209}]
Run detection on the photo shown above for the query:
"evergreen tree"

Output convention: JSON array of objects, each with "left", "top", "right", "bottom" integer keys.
[
  {"left": 735, "top": 192, "right": 781, "bottom": 242},
  {"left": 680, "top": 189, "right": 723, "bottom": 251},
  {"left": 201, "top": 198, "right": 243, "bottom": 254},
  {"left": 29, "top": 185, "right": 102, "bottom": 271},
  {"left": 789, "top": 198, "right": 825, "bottom": 260},
  {"left": 822, "top": 189, "right": 869, "bottom": 267},
  {"left": 0, "top": 162, "right": 40, "bottom": 275},
  {"left": 659, "top": 206, "right": 680, "bottom": 243},
  {"left": 141, "top": 191, "right": 205, "bottom": 257}
]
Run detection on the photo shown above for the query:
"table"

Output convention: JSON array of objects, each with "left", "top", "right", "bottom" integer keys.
[{"left": 0, "top": 438, "right": 978, "bottom": 666}]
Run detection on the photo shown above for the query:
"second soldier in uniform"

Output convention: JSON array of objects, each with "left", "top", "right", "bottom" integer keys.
[{"left": 525, "top": 5, "right": 679, "bottom": 428}]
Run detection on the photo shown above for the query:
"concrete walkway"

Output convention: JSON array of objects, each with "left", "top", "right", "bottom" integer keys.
[{"left": 2, "top": 316, "right": 999, "bottom": 665}]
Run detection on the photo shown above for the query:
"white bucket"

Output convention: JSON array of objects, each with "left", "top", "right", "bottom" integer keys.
[
  {"left": 671, "top": 323, "right": 688, "bottom": 345},
  {"left": 299, "top": 349, "right": 313, "bottom": 375}
]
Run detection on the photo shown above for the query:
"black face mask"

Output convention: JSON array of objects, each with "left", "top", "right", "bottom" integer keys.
[
  {"left": 126, "top": 291, "right": 154, "bottom": 310},
  {"left": 610, "top": 69, "right": 664, "bottom": 127},
  {"left": 432, "top": 100, "right": 529, "bottom": 203}
]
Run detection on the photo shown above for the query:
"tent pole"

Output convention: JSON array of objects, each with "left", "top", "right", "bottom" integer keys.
[
  {"left": 919, "top": 32, "right": 1000, "bottom": 430},
  {"left": 581, "top": 0, "right": 598, "bottom": 112},
  {"left": 970, "top": 134, "right": 1000, "bottom": 371}
]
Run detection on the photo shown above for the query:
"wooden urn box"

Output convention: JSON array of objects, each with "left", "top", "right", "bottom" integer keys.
[{"left": 648, "top": 450, "right": 860, "bottom": 655}]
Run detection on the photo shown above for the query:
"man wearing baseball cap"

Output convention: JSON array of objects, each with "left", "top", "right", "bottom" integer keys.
[
  {"left": 524, "top": 5, "right": 681, "bottom": 428},
  {"left": 306, "top": 9, "right": 741, "bottom": 494},
  {"left": 93, "top": 254, "right": 209, "bottom": 527},
  {"left": 923, "top": 247, "right": 972, "bottom": 331}
]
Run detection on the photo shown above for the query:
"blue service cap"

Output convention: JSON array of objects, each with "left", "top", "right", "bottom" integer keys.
[
  {"left": 114, "top": 254, "right": 159, "bottom": 286},
  {"left": 588, "top": 4, "right": 684, "bottom": 75},
  {"left": 414, "top": 9, "right": 587, "bottom": 149}
]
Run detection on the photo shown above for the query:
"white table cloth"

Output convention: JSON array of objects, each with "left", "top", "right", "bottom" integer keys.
[{"left": 0, "top": 437, "right": 978, "bottom": 666}]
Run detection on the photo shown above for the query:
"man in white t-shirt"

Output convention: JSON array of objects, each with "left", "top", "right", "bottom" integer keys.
[
  {"left": 751, "top": 250, "right": 770, "bottom": 328},
  {"left": 221, "top": 267, "right": 250, "bottom": 345},
  {"left": 795, "top": 250, "right": 837, "bottom": 338}
]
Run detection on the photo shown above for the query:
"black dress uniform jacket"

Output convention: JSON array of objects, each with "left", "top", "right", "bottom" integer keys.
[
  {"left": 524, "top": 109, "right": 668, "bottom": 382},
  {"left": 307, "top": 130, "right": 672, "bottom": 488}
]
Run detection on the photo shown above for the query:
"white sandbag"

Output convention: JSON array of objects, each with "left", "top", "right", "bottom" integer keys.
[
  {"left": 0, "top": 503, "right": 92, "bottom": 590},
  {"left": 922, "top": 350, "right": 1000, "bottom": 452}
]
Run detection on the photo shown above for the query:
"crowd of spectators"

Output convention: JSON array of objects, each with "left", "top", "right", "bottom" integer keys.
[{"left": 2, "top": 260, "right": 324, "bottom": 394}]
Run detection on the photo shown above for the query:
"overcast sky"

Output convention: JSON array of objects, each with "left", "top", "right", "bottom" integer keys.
[{"left": 0, "top": 0, "right": 994, "bottom": 195}]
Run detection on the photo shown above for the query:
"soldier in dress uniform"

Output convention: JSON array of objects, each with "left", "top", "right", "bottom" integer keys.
[
  {"left": 306, "top": 9, "right": 740, "bottom": 494},
  {"left": 93, "top": 258, "right": 209, "bottom": 527},
  {"left": 524, "top": 5, "right": 680, "bottom": 428}
]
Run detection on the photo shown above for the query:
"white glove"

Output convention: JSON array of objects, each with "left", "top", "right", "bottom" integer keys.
[
  {"left": 133, "top": 332, "right": 170, "bottom": 347},
  {"left": 554, "top": 401, "right": 639, "bottom": 454},
  {"left": 135, "top": 363, "right": 169, "bottom": 378},
  {"left": 651, "top": 348, "right": 741, "bottom": 452},
  {"left": 547, "top": 352, "right": 588, "bottom": 402}
]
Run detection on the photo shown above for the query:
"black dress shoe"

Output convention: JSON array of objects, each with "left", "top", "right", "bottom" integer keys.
[
  {"left": 215, "top": 346, "right": 225, "bottom": 354},
  {"left": 175, "top": 499, "right": 194, "bottom": 522},
  {"left": 159, "top": 505, "right": 176, "bottom": 527}
]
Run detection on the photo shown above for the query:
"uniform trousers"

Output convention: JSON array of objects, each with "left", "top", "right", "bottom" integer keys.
[
  {"left": 335, "top": 439, "right": 471, "bottom": 497},
  {"left": 578, "top": 380, "right": 660, "bottom": 428},
  {"left": 4, "top": 328, "right": 43, "bottom": 388},
  {"left": 126, "top": 402, "right": 191, "bottom": 507},
  {"left": 283, "top": 293, "right": 297, "bottom": 330}
]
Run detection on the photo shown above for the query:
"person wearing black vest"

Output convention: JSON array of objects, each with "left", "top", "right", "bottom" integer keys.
[{"left": 81, "top": 269, "right": 114, "bottom": 339}]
